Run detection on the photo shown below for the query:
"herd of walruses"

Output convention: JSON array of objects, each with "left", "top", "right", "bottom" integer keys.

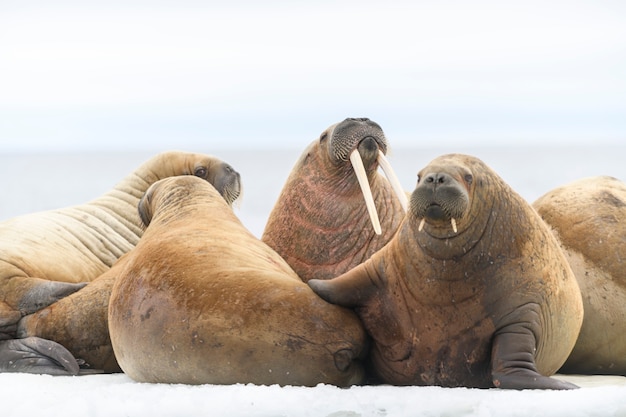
[{"left": 1, "top": 118, "right": 625, "bottom": 389}]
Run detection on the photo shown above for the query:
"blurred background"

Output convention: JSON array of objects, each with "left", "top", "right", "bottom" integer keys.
[{"left": 1, "top": 0, "right": 625, "bottom": 152}]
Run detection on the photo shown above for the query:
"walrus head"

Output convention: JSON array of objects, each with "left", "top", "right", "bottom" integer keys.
[
  {"left": 139, "top": 159, "right": 241, "bottom": 227},
  {"left": 141, "top": 151, "right": 242, "bottom": 209},
  {"left": 406, "top": 154, "right": 501, "bottom": 260},
  {"left": 410, "top": 154, "right": 473, "bottom": 237},
  {"left": 322, "top": 117, "right": 408, "bottom": 234},
  {"left": 203, "top": 161, "right": 241, "bottom": 206}
]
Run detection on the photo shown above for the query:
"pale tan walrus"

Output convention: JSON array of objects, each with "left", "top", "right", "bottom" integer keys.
[
  {"left": 108, "top": 176, "right": 367, "bottom": 386},
  {"left": 1, "top": 151, "right": 241, "bottom": 375},
  {"left": 262, "top": 117, "right": 408, "bottom": 282},
  {"left": 533, "top": 176, "right": 626, "bottom": 375},
  {"left": 309, "top": 154, "right": 584, "bottom": 389}
]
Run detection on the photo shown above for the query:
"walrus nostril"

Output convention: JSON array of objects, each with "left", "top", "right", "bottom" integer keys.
[
  {"left": 333, "top": 348, "right": 354, "bottom": 372},
  {"left": 424, "top": 173, "right": 448, "bottom": 186}
]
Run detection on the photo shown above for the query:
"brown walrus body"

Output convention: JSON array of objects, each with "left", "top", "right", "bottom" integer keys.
[
  {"left": 262, "top": 118, "right": 407, "bottom": 282},
  {"left": 3, "top": 151, "right": 241, "bottom": 375},
  {"left": 309, "top": 153, "right": 583, "bottom": 389},
  {"left": 108, "top": 176, "right": 366, "bottom": 386},
  {"left": 533, "top": 175, "right": 626, "bottom": 375},
  {"left": 17, "top": 264, "right": 124, "bottom": 373}
]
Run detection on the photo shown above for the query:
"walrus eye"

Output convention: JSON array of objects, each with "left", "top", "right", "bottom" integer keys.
[
  {"left": 319, "top": 132, "right": 328, "bottom": 143},
  {"left": 194, "top": 167, "right": 208, "bottom": 178},
  {"left": 464, "top": 174, "right": 473, "bottom": 185}
]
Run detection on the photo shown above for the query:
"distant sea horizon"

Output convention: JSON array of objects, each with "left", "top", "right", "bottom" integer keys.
[{"left": 1, "top": 144, "right": 624, "bottom": 238}]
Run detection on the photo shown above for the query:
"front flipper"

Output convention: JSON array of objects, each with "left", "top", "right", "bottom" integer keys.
[
  {"left": 10, "top": 278, "right": 88, "bottom": 316},
  {"left": 0, "top": 336, "right": 83, "bottom": 375},
  {"left": 308, "top": 260, "right": 382, "bottom": 307},
  {"left": 491, "top": 329, "right": 578, "bottom": 390}
]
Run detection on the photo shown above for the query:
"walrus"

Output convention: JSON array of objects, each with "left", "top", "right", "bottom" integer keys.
[
  {"left": 262, "top": 117, "right": 408, "bottom": 282},
  {"left": 1, "top": 150, "right": 241, "bottom": 375},
  {"left": 309, "top": 153, "right": 584, "bottom": 389},
  {"left": 533, "top": 175, "right": 626, "bottom": 375},
  {"left": 108, "top": 175, "right": 367, "bottom": 386}
]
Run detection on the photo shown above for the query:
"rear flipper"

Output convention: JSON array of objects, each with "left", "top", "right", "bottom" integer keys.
[{"left": 0, "top": 336, "right": 101, "bottom": 375}]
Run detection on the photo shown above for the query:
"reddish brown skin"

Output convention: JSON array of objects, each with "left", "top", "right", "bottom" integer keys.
[
  {"left": 108, "top": 176, "right": 367, "bottom": 386},
  {"left": 310, "top": 154, "right": 584, "bottom": 390},
  {"left": 534, "top": 176, "right": 626, "bottom": 375},
  {"left": 8, "top": 152, "right": 241, "bottom": 374},
  {"left": 262, "top": 118, "right": 405, "bottom": 282}
]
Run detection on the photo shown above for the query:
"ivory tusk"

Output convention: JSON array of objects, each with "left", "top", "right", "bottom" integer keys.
[
  {"left": 350, "top": 149, "right": 382, "bottom": 235},
  {"left": 418, "top": 218, "right": 425, "bottom": 232},
  {"left": 451, "top": 218, "right": 457, "bottom": 233},
  {"left": 377, "top": 150, "right": 408, "bottom": 212}
]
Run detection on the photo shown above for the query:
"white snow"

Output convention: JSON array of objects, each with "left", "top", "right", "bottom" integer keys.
[{"left": 2, "top": 373, "right": 625, "bottom": 417}]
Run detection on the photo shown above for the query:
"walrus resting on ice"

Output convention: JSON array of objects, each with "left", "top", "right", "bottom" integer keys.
[
  {"left": 108, "top": 176, "right": 366, "bottom": 386},
  {"left": 262, "top": 117, "right": 407, "bottom": 282},
  {"left": 1, "top": 151, "right": 241, "bottom": 375},
  {"left": 309, "top": 153, "right": 584, "bottom": 390},
  {"left": 533, "top": 176, "right": 626, "bottom": 375}
]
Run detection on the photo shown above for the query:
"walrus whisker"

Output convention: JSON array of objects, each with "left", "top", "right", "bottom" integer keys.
[
  {"left": 350, "top": 149, "right": 382, "bottom": 235},
  {"left": 451, "top": 218, "right": 457, "bottom": 233},
  {"left": 418, "top": 218, "right": 425, "bottom": 232},
  {"left": 377, "top": 150, "right": 408, "bottom": 212}
]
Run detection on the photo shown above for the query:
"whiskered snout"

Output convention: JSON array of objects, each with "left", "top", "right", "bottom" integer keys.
[
  {"left": 326, "top": 118, "right": 408, "bottom": 235},
  {"left": 214, "top": 163, "right": 242, "bottom": 206},
  {"left": 411, "top": 171, "right": 469, "bottom": 234}
]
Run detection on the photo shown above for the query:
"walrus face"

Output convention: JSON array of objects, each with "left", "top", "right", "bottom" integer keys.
[
  {"left": 410, "top": 162, "right": 472, "bottom": 236},
  {"left": 195, "top": 161, "right": 241, "bottom": 206},
  {"left": 319, "top": 117, "right": 408, "bottom": 234},
  {"left": 139, "top": 160, "right": 241, "bottom": 227}
]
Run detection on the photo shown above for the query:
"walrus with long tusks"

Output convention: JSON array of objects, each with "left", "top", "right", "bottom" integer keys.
[
  {"left": 533, "top": 176, "right": 626, "bottom": 376},
  {"left": 262, "top": 117, "right": 408, "bottom": 282},
  {"left": 108, "top": 175, "right": 367, "bottom": 386},
  {"left": 2, "top": 151, "right": 241, "bottom": 375},
  {"left": 309, "top": 154, "right": 584, "bottom": 390}
]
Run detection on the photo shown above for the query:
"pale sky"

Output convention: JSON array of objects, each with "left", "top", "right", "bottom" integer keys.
[{"left": 1, "top": 0, "right": 625, "bottom": 152}]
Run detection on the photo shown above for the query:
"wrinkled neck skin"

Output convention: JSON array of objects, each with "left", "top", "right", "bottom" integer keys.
[
  {"left": 371, "top": 169, "right": 535, "bottom": 315},
  {"left": 264, "top": 141, "right": 404, "bottom": 281},
  {"left": 147, "top": 181, "right": 232, "bottom": 231},
  {"left": 86, "top": 153, "right": 196, "bottom": 242},
  {"left": 412, "top": 197, "right": 493, "bottom": 264},
  {"left": 404, "top": 173, "right": 527, "bottom": 278}
]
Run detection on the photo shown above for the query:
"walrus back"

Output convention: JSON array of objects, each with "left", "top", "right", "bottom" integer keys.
[
  {"left": 108, "top": 176, "right": 367, "bottom": 386},
  {"left": 0, "top": 207, "right": 138, "bottom": 283}
]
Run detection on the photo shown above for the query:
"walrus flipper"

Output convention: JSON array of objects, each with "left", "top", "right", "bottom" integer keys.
[
  {"left": 491, "top": 329, "right": 578, "bottom": 390},
  {"left": 17, "top": 279, "right": 88, "bottom": 315},
  {"left": 308, "top": 261, "right": 381, "bottom": 307},
  {"left": 0, "top": 336, "right": 83, "bottom": 375}
]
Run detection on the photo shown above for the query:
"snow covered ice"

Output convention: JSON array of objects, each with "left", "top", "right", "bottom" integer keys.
[{"left": 2, "top": 373, "right": 626, "bottom": 417}]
